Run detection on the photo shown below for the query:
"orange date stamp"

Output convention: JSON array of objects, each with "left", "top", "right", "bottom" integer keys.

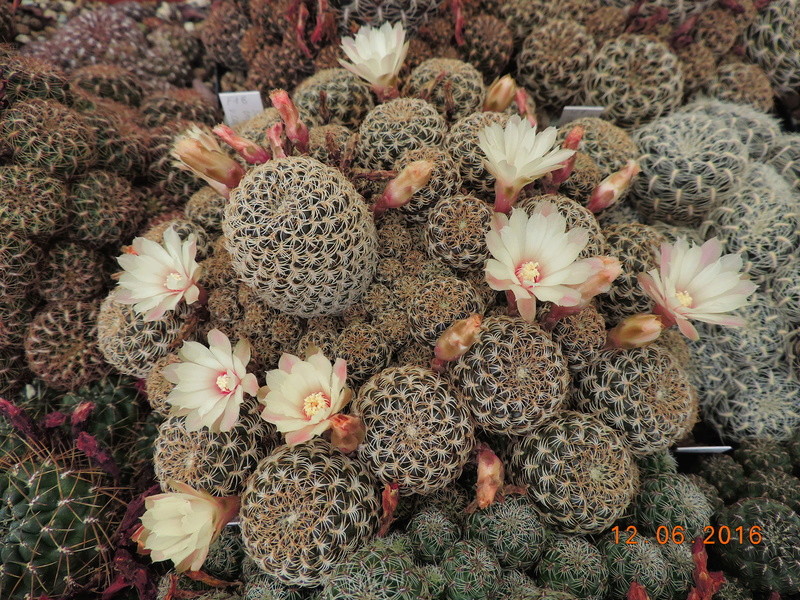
[{"left": 612, "top": 525, "right": 763, "bottom": 545}]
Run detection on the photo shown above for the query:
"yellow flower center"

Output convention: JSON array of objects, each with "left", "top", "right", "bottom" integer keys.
[
  {"left": 302, "top": 392, "right": 331, "bottom": 419},
  {"left": 676, "top": 290, "right": 693, "bottom": 308},
  {"left": 216, "top": 373, "right": 234, "bottom": 393},
  {"left": 165, "top": 271, "right": 185, "bottom": 290},
  {"left": 517, "top": 261, "right": 541, "bottom": 285}
]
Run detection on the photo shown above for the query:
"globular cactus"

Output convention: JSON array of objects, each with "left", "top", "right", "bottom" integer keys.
[
  {"left": 440, "top": 540, "right": 502, "bottom": 600},
  {"left": 341, "top": 0, "right": 440, "bottom": 32},
  {"left": 200, "top": 0, "right": 250, "bottom": 71},
  {"left": 406, "top": 507, "right": 461, "bottom": 564},
  {"left": 354, "top": 365, "right": 475, "bottom": 495},
  {"left": 445, "top": 111, "right": 508, "bottom": 200},
  {"left": 67, "top": 170, "right": 143, "bottom": 246},
  {"left": 0, "top": 54, "right": 70, "bottom": 105},
  {"left": 24, "top": 299, "right": 112, "bottom": 392},
  {"left": 141, "top": 88, "right": 222, "bottom": 128},
  {"left": 733, "top": 438, "right": 794, "bottom": 475},
  {"left": 506, "top": 411, "right": 639, "bottom": 534},
  {"left": 0, "top": 166, "right": 67, "bottom": 239},
  {"left": 355, "top": 97, "right": 447, "bottom": 170},
  {"left": 584, "top": 34, "right": 684, "bottom": 129},
  {"left": 597, "top": 532, "right": 670, "bottom": 600},
  {"left": 631, "top": 111, "right": 748, "bottom": 226},
  {"left": 547, "top": 304, "right": 607, "bottom": 374},
  {"left": 406, "top": 277, "right": 484, "bottom": 345},
  {"left": 450, "top": 316, "right": 569, "bottom": 436},
  {"left": 768, "top": 133, "right": 800, "bottom": 193},
  {"left": 424, "top": 194, "right": 491, "bottom": 271},
  {"left": 239, "top": 439, "right": 381, "bottom": 586},
  {"left": 246, "top": 43, "right": 314, "bottom": 98},
  {"left": 293, "top": 68, "right": 374, "bottom": 129},
  {"left": 714, "top": 498, "right": 800, "bottom": 594},
  {"left": 741, "top": 470, "right": 800, "bottom": 512},
  {"left": 705, "top": 62, "right": 774, "bottom": 113},
  {"left": 185, "top": 188, "right": 227, "bottom": 234},
  {"left": 558, "top": 117, "right": 638, "bottom": 177},
  {"left": 224, "top": 156, "right": 378, "bottom": 318},
  {"left": 745, "top": 0, "right": 800, "bottom": 97},
  {"left": 500, "top": 0, "right": 590, "bottom": 43},
  {"left": 535, "top": 535, "right": 609, "bottom": 600},
  {"left": 153, "top": 408, "right": 277, "bottom": 496},
  {"left": 405, "top": 58, "right": 486, "bottom": 123},
  {"left": 516, "top": 19, "right": 596, "bottom": 111},
  {"left": 70, "top": 64, "right": 144, "bottom": 106},
  {"left": 695, "top": 453, "right": 745, "bottom": 504},
  {"left": 457, "top": 14, "right": 513, "bottom": 82},
  {"left": 393, "top": 146, "right": 462, "bottom": 223},
  {"left": 464, "top": 495, "right": 549, "bottom": 570},
  {"left": 574, "top": 344, "right": 696, "bottom": 456},
  {"left": 633, "top": 474, "right": 714, "bottom": 538}
]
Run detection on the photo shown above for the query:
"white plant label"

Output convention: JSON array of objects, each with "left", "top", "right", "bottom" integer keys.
[
  {"left": 557, "top": 105, "right": 605, "bottom": 126},
  {"left": 219, "top": 91, "right": 265, "bottom": 127}
]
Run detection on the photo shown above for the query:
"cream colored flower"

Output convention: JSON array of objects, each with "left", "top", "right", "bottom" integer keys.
[
  {"left": 638, "top": 236, "right": 757, "bottom": 341},
  {"left": 484, "top": 203, "right": 599, "bottom": 322},
  {"left": 258, "top": 349, "right": 352, "bottom": 445},
  {"left": 115, "top": 226, "right": 201, "bottom": 322},
  {"left": 339, "top": 22, "right": 409, "bottom": 97},
  {"left": 171, "top": 125, "right": 245, "bottom": 197},
  {"left": 163, "top": 329, "right": 258, "bottom": 433},
  {"left": 478, "top": 115, "right": 575, "bottom": 213},
  {"left": 137, "top": 482, "right": 239, "bottom": 572}
]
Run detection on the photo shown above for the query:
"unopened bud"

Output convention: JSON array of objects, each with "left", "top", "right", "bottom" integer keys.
[
  {"left": 329, "top": 414, "right": 366, "bottom": 454},
  {"left": 266, "top": 122, "right": 287, "bottom": 159},
  {"left": 606, "top": 313, "right": 664, "bottom": 349},
  {"left": 213, "top": 124, "right": 270, "bottom": 164},
  {"left": 378, "top": 482, "right": 400, "bottom": 537},
  {"left": 431, "top": 314, "right": 483, "bottom": 372},
  {"left": 544, "top": 126, "right": 584, "bottom": 192},
  {"left": 587, "top": 160, "right": 641, "bottom": 213},
  {"left": 373, "top": 160, "right": 434, "bottom": 215},
  {"left": 515, "top": 88, "right": 537, "bottom": 127},
  {"left": 172, "top": 126, "right": 245, "bottom": 197},
  {"left": 483, "top": 75, "right": 518, "bottom": 113},
  {"left": 270, "top": 89, "right": 309, "bottom": 154},
  {"left": 475, "top": 443, "right": 503, "bottom": 510},
  {"left": 573, "top": 256, "right": 623, "bottom": 303}
]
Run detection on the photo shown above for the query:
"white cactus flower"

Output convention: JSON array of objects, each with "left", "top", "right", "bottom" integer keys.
[
  {"left": 339, "top": 21, "right": 409, "bottom": 96},
  {"left": 163, "top": 329, "right": 259, "bottom": 433},
  {"left": 115, "top": 226, "right": 201, "bottom": 322},
  {"left": 137, "top": 482, "right": 239, "bottom": 573},
  {"left": 484, "top": 202, "right": 600, "bottom": 322},
  {"left": 478, "top": 115, "right": 575, "bottom": 213},
  {"left": 258, "top": 349, "right": 353, "bottom": 446},
  {"left": 638, "top": 236, "right": 757, "bottom": 341}
]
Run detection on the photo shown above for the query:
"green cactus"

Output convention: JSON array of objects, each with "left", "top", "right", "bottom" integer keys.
[
  {"left": 659, "top": 541, "right": 694, "bottom": 599},
  {"left": 635, "top": 450, "right": 679, "bottom": 479},
  {"left": 598, "top": 532, "right": 670, "bottom": 600},
  {"left": 0, "top": 448, "right": 127, "bottom": 600},
  {"left": 534, "top": 534, "right": 608, "bottom": 600},
  {"left": 714, "top": 498, "right": 800, "bottom": 593},
  {"left": 463, "top": 496, "right": 548, "bottom": 570},
  {"left": 440, "top": 540, "right": 501, "bottom": 600},
  {"left": 741, "top": 470, "right": 800, "bottom": 512},
  {"left": 733, "top": 438, "right": 794, "bottom": 475},
  {"left": 633, "top": 474, "right": 713, "bottom": 539},
  {"left": 695, "top": 454, "right": 745, "bottom": 504},
  {"left": 407, "top": 507, "right": 461, "bottom": 564}
]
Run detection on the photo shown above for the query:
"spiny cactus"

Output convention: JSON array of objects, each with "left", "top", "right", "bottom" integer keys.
[
  {"left": 201, "top": 0, "right": 250, "bottom": 71},
  {"left": 405, "top": 58, "right": 486, "bottom": 123},
  {"left": 406, "top": 507, "right": 461, "bottom": 564},
  {"left": 440, "top": 540, "right": 502, "bottom": 600},
  {"left": 695, "top": 453, "right": 745, "bottom": 504},
  {"left": 406, "top": 277, "right": 484, "bottom": 345},
  {"left": 733, "top": 438, "right": 794, "bottom": 475},
  {"left": 0, "top": 166, "right": 67, "bottom": 239},
  {"left": 141, "top": 88, "right": 222, "bottom": 128},
  {"left": 584, "top": 34, "right": 684, "bottom": 129},
  {"left": 560, "top": 117, "right": 638, "bottom": 177},
  {"left": 246, "top": 43, "right": 314, "bottom": 98},
  {"left": 573, "top": 345, "right": 695, "bottom": 456},
  {"left": 547, "top": 304, "right": 607, "bottom": 374},
  {"left": 598, "top": 532, "right": 670, "bottom": 600},
  {"left": 444, "top": 111, "right": 508, "bottom": 200},
  {"left": 632, "top": 111, "right": 748, "bottom": 225},
  {"left": 506, "top": 411, "right": 639, "bottom": 534},
  {"left": 768, "top": 133, "right": 800, "bottom": 192},
  {"left": 745, "top": 0, "right": 800, "bottom": 97},
  {"left": 635, "top": 450, "right": 678, "bottom": 479},
  {"left": 706, "top": 62, "right": 774, "bottom": 113},
  {"left": 425, "top": 194, "right": 491, "bottom": 271},
  {"left": 715, "top": 498, "right": 800, "bottom": 594},
  {"left": 457, "top": 14, "right": 513, "bottom": 82},
  {"left": 0, "top": 54, "right": 70, "bottom": 105},
  {"left": 516, "top": 19, "right": 596, "bottom": 111},
  {"left": 67, "top": 169, "right": 142, "bottom": 246},
  {"left": 356, "top": 98, "right": 447, "bottom": 170},
  {"left": 535, "top": 534, "right": 609, "bottom": 600},
  {"left": 354, "top": 365, "right": 475, "bottom": 495},
  {"left": 153, "top": 408, "right": 278, "bottom": 496},
  {"left": 70, "top": 64, "right": 144, "bottom": 106},
  {"left": 293, "top": 68, "right": 375, "bottom": 129},
  {"left": 464, "top": 495, "right": 548, "bottom": 570},
  {"left": 224, "top": 156, "right": 378, "bottom": 318},
  {"left": 633, "top": 474, "right": 714, "bottom": 538},
  {"left": 239, "top": 439, "right": 381, "bottom": 587},
  {"left": 0, "top": 448, "right": 127, "bottom": 600},
  {"left": 450, "top": 315, "right": 569, "bottom": 436},
  {"left": 341, "top": 0, "right": 440, "bottom": 32},
  {"left": 742, "top": 470, "right": 800, "bottom": 512}
]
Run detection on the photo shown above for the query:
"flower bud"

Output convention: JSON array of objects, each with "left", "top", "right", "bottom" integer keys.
[
  {"left": 378, "top": 482, "right": 400, "bottom": 537},
  {"left": 172, "top": 126, "right": 245, "bottom": 197},
  {"left": 587, "top": 160, "right": 641, "bottom": 213},
  {"left": 270, "top": 89, "right": 309, "bottom": 154},
  {"left": 606, "top": 313, "right": 664, "bottom": 349},
  {"left": 474, "top": 443, "right": 503, "bottom": 510},
  {"left": 483, "top": 75, "right": 518, "bottom": 113},
  {"left": 573, "top": 256, "right": 623, "bottom": 302},
  {"left": 373, "top": 160, "right": 434, "bottom": 215},
  {"left": 431, "top": 314, "right": 483, "bottom": 372},
  {"left": 266, "top": 122, "right": 287, "bottom": 159},
  {"left": 212, "top": 124, "right": 270, "bottom": 164},
  {"left": 329, "top": 414, "right": 366, "bottom": 454}
]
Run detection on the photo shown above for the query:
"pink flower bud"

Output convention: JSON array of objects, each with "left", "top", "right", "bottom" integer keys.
[
  {"left": 544, "top": 125, "right": 584, "bottom": 192},
  {"left": 172, "top": 126, "right": 245, "bottom": 197},
  {"left": 450, "top": 0, "right": 465, "bottom": 46},
  {"left": 606, "top": 313, "right": 665, "bottom": 349},
  {"left": 270, "top": 89, "right": 309, "bottom": 154},
  {"left": 266, "top": 122, "right": 287, "bottom": 159},
  {"left": 378, "top": 482, "right": 400, "bottom": 537},
  {"left": 373, "top": 160, "right": 435, "bottom": 215},
  {"left": 212, "top": 124, "right": 270, "bottom": 164},
  {"left": 474, "top": 443, "right": 503, "bottom": 510},
  {"left": 587, "top": 160, "right": 641, "bottom": 213},
  {"left": 483, "top": 75, "right": 518, "bottom": 113},
  {"left": 515, "top": 88, "right": 537, "bottom": 127},
  {"left": 329, "top": 414, "right": 366, "bottom": 454},
  {"left": 431, "top": 314, "right": 483, "bottom": 372},
  {"left": 573, "top": 256, "right": 623, "bottom": 303}
]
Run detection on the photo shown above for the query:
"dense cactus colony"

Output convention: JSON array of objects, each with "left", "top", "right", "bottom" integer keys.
[{"left": 2, "top": 1, "right": 800, "bottom": 599}]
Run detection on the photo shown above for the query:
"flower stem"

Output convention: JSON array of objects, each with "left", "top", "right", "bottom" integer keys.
[
  {"left": 494, "top": 182, "right": 518, "bottom": 215},
  {"left": 505, "top": 291, "right": 519, "bottom": 316}
]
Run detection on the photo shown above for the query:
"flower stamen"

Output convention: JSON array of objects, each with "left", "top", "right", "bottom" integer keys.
[
  {"left": 165, "top": 272, "right": 185, "bottom": 290},
  {"left": 215, "top": 373, "right": 234, "bottom": 394},
  {"left": 676, "top": 290, "right": 693, "bottom": 307},
  {"left": 302, "top": 392, "right": 331, "bottom": 419},
  {"left": 516, "top": 261, "right": 542, "bottom": 286}
]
